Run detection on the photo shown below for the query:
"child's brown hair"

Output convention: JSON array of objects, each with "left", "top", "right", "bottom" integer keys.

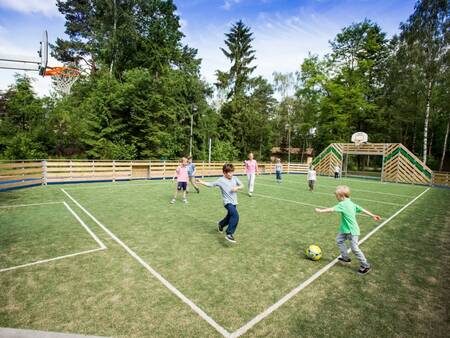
[{"left": 222, "top": 163, "right": 235, "bottom": 173}]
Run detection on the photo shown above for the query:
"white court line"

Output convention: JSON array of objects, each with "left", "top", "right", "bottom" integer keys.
[
  {"left": 0, "top": 248, "right": 105, "bottom": 273},
  {"left": 248, "top": 192, "right": 328, "bottom": 209},
  {"left": 247, "top": 192, "right": 371, "bottom": 218},
  {"left": 61, "top": 188, "right": 231, "bottom": 338},
  {"left": 0, "top": 202, "right": 107, "bottom": 273},
  {"left": 257, "top": 176, "right": 415, "bottom": 198},
  {"left": 256, "top": 182, "right": 403, "bottom": 206},
  {"left": 230, "top": 187, "right": 430, "bottom": 338},
  {"left": 62, "top": 181, "right": 172, "bottom": 190},
  {"left": 0, "top": 201, "right": 64, "bottom": 208},
  {"left": 317, "top": 184, "right": 414, "bottom": 198},
  {"left": 63, "top": 202, "right": 106, "bottom": 249}
]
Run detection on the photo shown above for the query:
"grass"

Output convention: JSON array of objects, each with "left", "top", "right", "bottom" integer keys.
[{"left": 0, "top": 174, "right": 449, "bottom": 337}]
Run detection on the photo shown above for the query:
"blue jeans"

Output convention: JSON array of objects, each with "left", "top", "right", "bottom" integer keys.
[
  {"left": 219, "top": 204, "right": 239, "bottom": 235},
  {"left": 336, "top": 233, "right": 369, "bottom": 268},
  {"left": 276, "top": 171, "right": 282, "bottom": 180}
]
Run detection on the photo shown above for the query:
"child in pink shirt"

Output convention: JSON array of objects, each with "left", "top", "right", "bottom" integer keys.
[
  {"left": 244, "top": 152, "right": 259, "bottom": 196},
  {"left": 171, "top": 157, "right": 189, "bottom": 204}
]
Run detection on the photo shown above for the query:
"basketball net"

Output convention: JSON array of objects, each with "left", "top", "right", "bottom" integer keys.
[{"left": 44, "top": 67, "right": 80, "bottom": 96}]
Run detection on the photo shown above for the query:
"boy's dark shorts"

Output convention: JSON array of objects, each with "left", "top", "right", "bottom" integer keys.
[{"left": 177, "top": 182, "right": 187, "bottom": 191}]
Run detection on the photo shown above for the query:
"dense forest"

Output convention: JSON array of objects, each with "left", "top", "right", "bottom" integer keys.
[{"left": 0, "top": 0, "right": 448, "bottom": 170}]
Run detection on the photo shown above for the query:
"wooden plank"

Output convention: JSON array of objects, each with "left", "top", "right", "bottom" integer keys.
[
  {"left": 0, "top": 162, "right": 43, "bottom": 169},
  {"left": 0, "top": 167, "right": 43, "bottom": 175},
  {"left": 47, "top": 172, "right": 131, "bottom": 178},
  {"left": 0, "top": 174, "right": 42, "bottom": 182}
]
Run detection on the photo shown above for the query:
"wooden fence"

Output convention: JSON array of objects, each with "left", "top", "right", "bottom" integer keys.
[
  {"left": 432, "top": 172, "right": 450, "bottom": 187},
  {"left": 0, "top": 160, "right": 309, "bottom": 190}
]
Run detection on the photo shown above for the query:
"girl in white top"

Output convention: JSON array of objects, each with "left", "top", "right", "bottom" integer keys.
[
  {"left": 307, "top": 166, "right": 317, "bottom": 192},
  {"left": 244, "top": 152, "right": 259, "bottom": 196},
  {"left": 334, "top": 165, "right": 341, "bottom": 179}
]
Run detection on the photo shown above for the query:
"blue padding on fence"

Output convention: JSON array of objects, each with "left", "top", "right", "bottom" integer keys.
[{"left": 0, "top": 178, "right": 41, "bottom": 185}]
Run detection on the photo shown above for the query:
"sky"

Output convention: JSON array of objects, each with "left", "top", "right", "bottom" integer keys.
[{"left": 0, "top": 0, "right": 417, "bottom": 97}]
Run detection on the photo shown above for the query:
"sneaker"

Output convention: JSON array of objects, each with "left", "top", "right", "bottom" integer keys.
[
  {"left": 225, "top": 234, "right": 236, "bottom": 243},
  {"left": 248, "top": 192, "right": 252, "bottom": 197},
  {"left": 357, "top": 266, "right": 371, "bottom": 275},
  {"left": 338, "top": 257, "right": 351, "bottom": 263},
  {"left": 170, "top": 198, "right": 176, "bottom": 204},
  {"left": 196, "top": 188, "right": 200, "bottom": 193},
  {"left": 183, "top": 198, "right": 188, "bottom": 204},
  {"left": 217, "top": 222, "right": 224, "bottom": 233}
]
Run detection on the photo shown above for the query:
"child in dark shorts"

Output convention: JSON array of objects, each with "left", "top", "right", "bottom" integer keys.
[{"left": 171, "top": 157, "right": 189, "bottom": 204}]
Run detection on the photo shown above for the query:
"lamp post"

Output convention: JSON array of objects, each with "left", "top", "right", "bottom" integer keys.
[
  {"left": 189, "top": 104, "right": 197, "bottom": 157},
  {"left": 285, "top": 123, "right": 291, "bottom": 164}
]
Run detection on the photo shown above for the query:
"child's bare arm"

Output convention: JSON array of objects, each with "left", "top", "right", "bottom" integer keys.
[
  {"left": 361, "top": 208, "right": 382, "bottom": 221},
  {"left": 196, "top": 178, "right": 208, "bottom": 186},
  {"left": 315, "top": 207, "right": 335, "bottom": 213}
]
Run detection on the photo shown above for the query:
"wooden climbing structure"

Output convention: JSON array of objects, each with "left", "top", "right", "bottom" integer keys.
[{"left": 312, "top": 143, "right": 433, "bottom": 185}]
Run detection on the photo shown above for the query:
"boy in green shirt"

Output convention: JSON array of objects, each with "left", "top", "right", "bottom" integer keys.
[{"left": 315, "top": 185, "right": 381, "bottom": 275}]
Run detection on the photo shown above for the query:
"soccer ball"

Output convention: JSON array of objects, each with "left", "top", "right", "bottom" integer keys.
[{"left": 305, "top": 245, "right": 322, "bottom": 261}]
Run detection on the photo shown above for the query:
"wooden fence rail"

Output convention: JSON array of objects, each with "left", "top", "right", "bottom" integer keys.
[
  {"left": 1, "top": 160, "right": 447, "bottom": 191},
  {"left": 432, "top": 172, "right": 450, "bottom": 187},
  {"left": 0, "top": 160, "right": 309, "bottom": 191}
]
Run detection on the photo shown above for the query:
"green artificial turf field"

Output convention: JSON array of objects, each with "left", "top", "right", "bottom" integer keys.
[{"left": 0, "top": 174, "right": 449, "bottom": 337}]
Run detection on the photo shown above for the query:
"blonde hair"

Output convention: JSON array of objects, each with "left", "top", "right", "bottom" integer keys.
[{"left": 335, "top": 185, "right": 350, "bottom": 200}]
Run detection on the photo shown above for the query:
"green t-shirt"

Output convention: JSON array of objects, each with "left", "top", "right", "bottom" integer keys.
[{"left": 333, "top": 198, "right": 363, "bottom": 235}]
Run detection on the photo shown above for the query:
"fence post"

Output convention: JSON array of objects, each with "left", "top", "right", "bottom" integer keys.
[
  {"left": 163, "top": 161, "right": 166, "bottom": 180},
  {"left": 42, "top": 160, "right": 47, "bottom": 186},
  {"left": 112, "top": 160, "right": 116, "bottom": 182},
  {"left": 70, "top": 160, "right": 73, "bottom": 181},
  {"left": 149, "top": 160, "right": 152, "bottom": 180}
]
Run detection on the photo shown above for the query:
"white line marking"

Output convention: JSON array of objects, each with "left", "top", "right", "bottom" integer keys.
[
  {"left": 230, "top": 187, "right": 430, "bottom": 338},
  {"left": 62, "top": 181, "right": 171, "bottom": 190},
  {"left": 0, "top": 201, "right": 63, "bottom": 208},
  {"left": 63, "top": 202, "right": 107, "bottom": 249},
  {"left": 0, "top": 248, "right": 105, "bottom": 273},
  {"left": 248, "top": 192, "right": 328, "bottom": 209},
  {"left": 257, "top": 176, "right": 415, "bottom": 198},
  {"left": 246, "top": 192, "right": 371, "bottom": 218},
  {"left": 1, "top": 202, "right": 106, "bottom": 273},
  {"left": 61, "top": 188, "right": 231, "bottom": 338},
  {"left": 256, "top": 182, "right": 403, "bottom": 206}
]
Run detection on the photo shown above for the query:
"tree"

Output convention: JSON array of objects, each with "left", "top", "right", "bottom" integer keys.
[
  {"left": 399, "top": 0, "right": 449, "bottom": 164},
  {"left": 216, "top": 20, "right": 256, "bottom": 99}
]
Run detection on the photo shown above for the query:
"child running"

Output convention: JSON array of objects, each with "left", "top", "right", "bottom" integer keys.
[
  {"left": 170, "top": 157, "right": 189, "bottom": 204},
  {"left": 307, "top": 165, "right": 317, "bottom": 191},
  {"left": 244, "top": 152, "right": 259, "bottom": 196},
  {"left": 315, "top": 185, "right": 381, "bottom": 275},
  {"left": 187, "top": 156, "right": 200, "bottom": 193},
  {"left": 275, "top": 158, "right": 282, "bottom": 183},
  {"left": 197, "top": 163, "right": 244, "bottom": 243}
]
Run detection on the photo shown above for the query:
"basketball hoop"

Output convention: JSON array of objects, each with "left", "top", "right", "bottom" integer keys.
[
  {"left": 44, "top": 66, "right": 80, "bottom": 95},
  {"left": 351, "top": 132, "right": 368, "bottom": 146}
]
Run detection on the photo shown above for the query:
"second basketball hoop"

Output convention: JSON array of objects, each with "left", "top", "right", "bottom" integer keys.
[{"left": 351, "top": 132, "right": 368, "bottom": 146}]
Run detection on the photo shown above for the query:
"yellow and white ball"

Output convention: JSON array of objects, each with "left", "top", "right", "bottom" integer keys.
[{"left": 305, "top": 245, "right": 322, "bottom": 261}]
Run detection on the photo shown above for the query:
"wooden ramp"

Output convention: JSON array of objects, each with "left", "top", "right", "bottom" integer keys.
[{"left": 312, "top": 143, "right": 432, "bottom": 185}]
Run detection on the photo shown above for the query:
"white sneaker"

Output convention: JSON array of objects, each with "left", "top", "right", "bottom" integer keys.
[
  {"left": 248, "top": 192, "right": 252, "bottom": 197},
  {"left": 170, "top": 198, "right": 176, "bottom": 204},
  {"left": 183, "top": 198, "right": 188, "bottom": 204}
]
